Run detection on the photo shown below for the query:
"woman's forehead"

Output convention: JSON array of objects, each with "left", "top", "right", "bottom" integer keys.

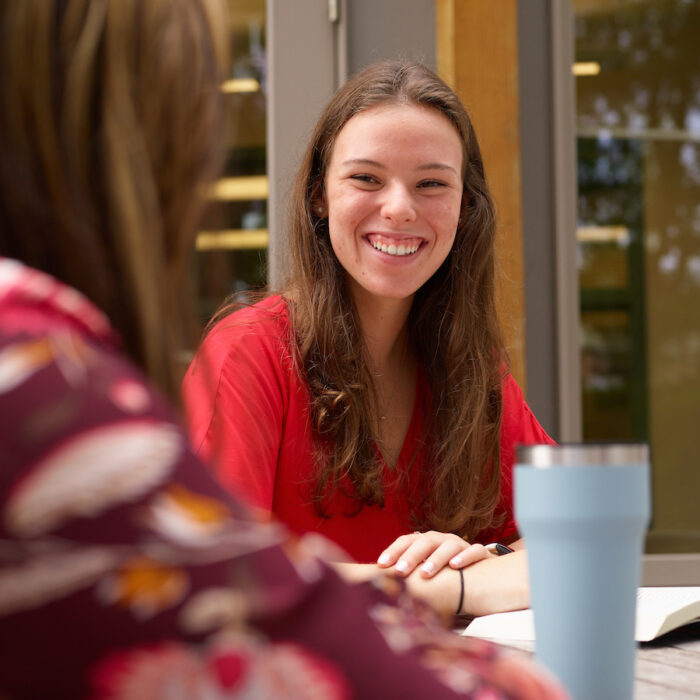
[{"left": 325, "top": 103, "right": 464, "bottom": 175}]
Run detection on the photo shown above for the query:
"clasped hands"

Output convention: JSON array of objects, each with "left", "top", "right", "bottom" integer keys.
[
  {"left": 326, "top": 531, "right": 527, "bottom": 618},
  {"left": 376, "top": 530, "right": 493, "bottom": 578}
]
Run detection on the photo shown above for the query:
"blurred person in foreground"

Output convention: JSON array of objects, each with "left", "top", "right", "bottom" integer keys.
[{"left": 0, "top": 1, "right": 567, "bottom": 698}]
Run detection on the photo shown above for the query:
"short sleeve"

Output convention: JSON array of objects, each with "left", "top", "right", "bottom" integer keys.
[{"left": 182, "top": 300, "right": 290, "bottom": 512}]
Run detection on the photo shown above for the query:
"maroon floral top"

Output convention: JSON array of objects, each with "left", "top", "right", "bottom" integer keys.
[{"left": 0, "top": 258, "right": 566, "bottom": 699}]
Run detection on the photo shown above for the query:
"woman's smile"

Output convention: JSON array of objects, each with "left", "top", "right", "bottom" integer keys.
[{"left": 366, "top": 233, "right": 425, "bottom": 258}]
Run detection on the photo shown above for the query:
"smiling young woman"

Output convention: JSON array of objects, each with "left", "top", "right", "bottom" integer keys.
[{"left": 183, "top": 61, "right": 556, "bottom": 616}]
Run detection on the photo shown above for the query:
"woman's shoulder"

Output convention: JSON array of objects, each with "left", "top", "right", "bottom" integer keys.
[
  {"left": 190, "top": 294, "right": 295, "bottom": 382},
  {"left": 501, "top": 370, "right": 523, "bottom": 401},
  {"left": 202, "top": 295, "right": 291, "bottom": 347},
  {"left": 209, "top": 293, "right": 289, "bottom": 327},
  {"left": 501, "top": 370, "right": 555, "bottom": 445}
]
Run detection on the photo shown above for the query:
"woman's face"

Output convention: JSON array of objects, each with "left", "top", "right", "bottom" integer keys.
[{"left": 323, "top": 103, "right": 463, "bottom": 308}]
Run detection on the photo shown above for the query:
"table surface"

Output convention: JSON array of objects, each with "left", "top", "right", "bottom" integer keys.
[{"left": 468, "top": 621, "right": 700, "bottom": 699}]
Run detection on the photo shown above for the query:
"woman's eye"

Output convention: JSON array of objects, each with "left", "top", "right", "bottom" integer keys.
[
  {"left": 350, "top": 174, "right": 379, "bottom": 185},
  {"left": 418, "top": 179, "right": 446, "bottom": 189}
]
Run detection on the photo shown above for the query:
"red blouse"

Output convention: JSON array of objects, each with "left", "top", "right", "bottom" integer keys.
[{"left": 183, "top": 296, "right": 555, "bottom": 563}]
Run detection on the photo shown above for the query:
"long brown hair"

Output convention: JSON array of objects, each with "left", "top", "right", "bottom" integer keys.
[
  {"left": 0, "top": 0, "right": 229, "bottom": 401},
  {"left": 285, "top": 61, "right": 507, "bottom": 539}
]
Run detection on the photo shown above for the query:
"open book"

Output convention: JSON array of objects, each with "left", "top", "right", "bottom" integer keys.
[{"left": 462, "top": 587, "right": 700, "bottom": 643}]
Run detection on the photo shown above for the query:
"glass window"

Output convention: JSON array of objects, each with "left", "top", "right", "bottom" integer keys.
[
  {"left": 574, "top": 0, "right": 700, "bottom": 552},
  {"left": 195, "top": 0, "right": 267, "bottom": 322}
]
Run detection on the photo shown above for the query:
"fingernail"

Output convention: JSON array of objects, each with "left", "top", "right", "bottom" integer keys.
[
  {"left": 450, "top": 554, "right": 463, "bottom": 566},
  {"left": 396, "top": 559, "right": 408, "bottom": 573},
  {"left": 377, "top": 552, "right": 390, "bottom": 565},
  {"left": 421, "top": 561, "right": 435, "bottom": 574}
]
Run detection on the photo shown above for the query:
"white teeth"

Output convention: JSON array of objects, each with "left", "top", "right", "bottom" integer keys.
[{"left": 370, "top": 240, "right": 420, "bottom": 256}]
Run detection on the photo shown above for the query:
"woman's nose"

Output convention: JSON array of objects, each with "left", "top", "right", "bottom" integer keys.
[{"left": 379, "top": 182, "right": 417, "bottom": 223}]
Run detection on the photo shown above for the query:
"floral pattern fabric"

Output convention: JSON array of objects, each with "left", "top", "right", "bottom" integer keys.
[{"left": 0, "top": 258, "right": 567, "bottom": 699}]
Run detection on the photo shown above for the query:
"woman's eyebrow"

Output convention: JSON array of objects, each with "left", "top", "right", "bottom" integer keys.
[
  {"left": 416, "top": 162, "right": 459, "bottom": 175},
  {"left": 340, "top": 158, "right": 458, "bottom": 176},
  {"left": 340, "top": 158, "right": 384, "bottom": 168}
]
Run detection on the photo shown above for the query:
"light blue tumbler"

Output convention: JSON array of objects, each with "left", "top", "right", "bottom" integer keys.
[{"left": 514, "top": 444, "right": 650, "bottom": 700}]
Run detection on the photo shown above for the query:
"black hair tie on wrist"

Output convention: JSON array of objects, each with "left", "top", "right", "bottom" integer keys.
[{"left": 456, "top": 568, "right": 464, "bottom": 616}]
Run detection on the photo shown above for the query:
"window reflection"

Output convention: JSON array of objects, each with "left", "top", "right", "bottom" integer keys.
[
  {"left": 574, "top": 0, "right": 700, "bottom": 552},
  {"left": 195, "top": 0, "right": 267, "bottom": 321}
]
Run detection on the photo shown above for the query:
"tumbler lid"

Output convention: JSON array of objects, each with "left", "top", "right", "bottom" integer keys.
[{"left": 517, "top": 443, "right": 649, "bottom": 467}]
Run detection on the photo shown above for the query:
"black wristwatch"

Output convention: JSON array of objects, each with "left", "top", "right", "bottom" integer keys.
[{"left": 485, "top": 542, "right": 515, "bottom": 556}]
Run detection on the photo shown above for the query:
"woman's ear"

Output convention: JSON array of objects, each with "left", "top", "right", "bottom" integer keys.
[{"left": 309, "top": 178, "right": 326, "bottom": 218}]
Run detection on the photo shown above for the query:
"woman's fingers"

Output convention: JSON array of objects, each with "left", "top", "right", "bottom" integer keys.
[
  {"left": 421, "top": 542, "right": 490, "bottom": 578},
  {"left": 417, "top": 539, "right": 474, "bottom": 577},
  {"left": 448, "top": 542, "right": 490, "bottom": 570},
  {"left": 376, "top": 531, "right": 487, "bottom": 578},
  {"left": 376, "top": 532, "right": 424, "bottom": 569}
]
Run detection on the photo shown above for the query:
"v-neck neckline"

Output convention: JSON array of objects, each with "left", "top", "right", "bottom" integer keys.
[{"left": 374, "top": 367, "right": 425, "bottom": 473}]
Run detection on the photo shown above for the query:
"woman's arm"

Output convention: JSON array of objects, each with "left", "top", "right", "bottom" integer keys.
[
  {"left": 407, "top": 547, "right": 529, "bottom": 617},
  {"left": 335, "top": 548, "right": 529, "bottom": 618},
  {"left": 459, "top": 549, "right": 529, "bottom": 615}
]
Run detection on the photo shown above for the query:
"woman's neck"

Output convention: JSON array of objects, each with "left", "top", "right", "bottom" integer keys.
[{"left": 351, "top": 288, "right": 414, "bottom": 373}]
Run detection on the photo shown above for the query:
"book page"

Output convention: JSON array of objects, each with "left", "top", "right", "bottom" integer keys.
[
  {"left": 462, "top": 587, "right": 700, "bottom": 643},
  {"left": 635, "top": 587, "right": 700, "bottom": 641},
  {"left": 462, "top": 609, "right": 535, "bottom": 641}
]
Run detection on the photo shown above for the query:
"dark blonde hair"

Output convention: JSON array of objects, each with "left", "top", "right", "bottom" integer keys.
[
  {"left": 284, "top": 61, "right": 507, "bottom": 539},
  {"left": 0, "top": 0, "right": 229, "bottom": 400}
]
